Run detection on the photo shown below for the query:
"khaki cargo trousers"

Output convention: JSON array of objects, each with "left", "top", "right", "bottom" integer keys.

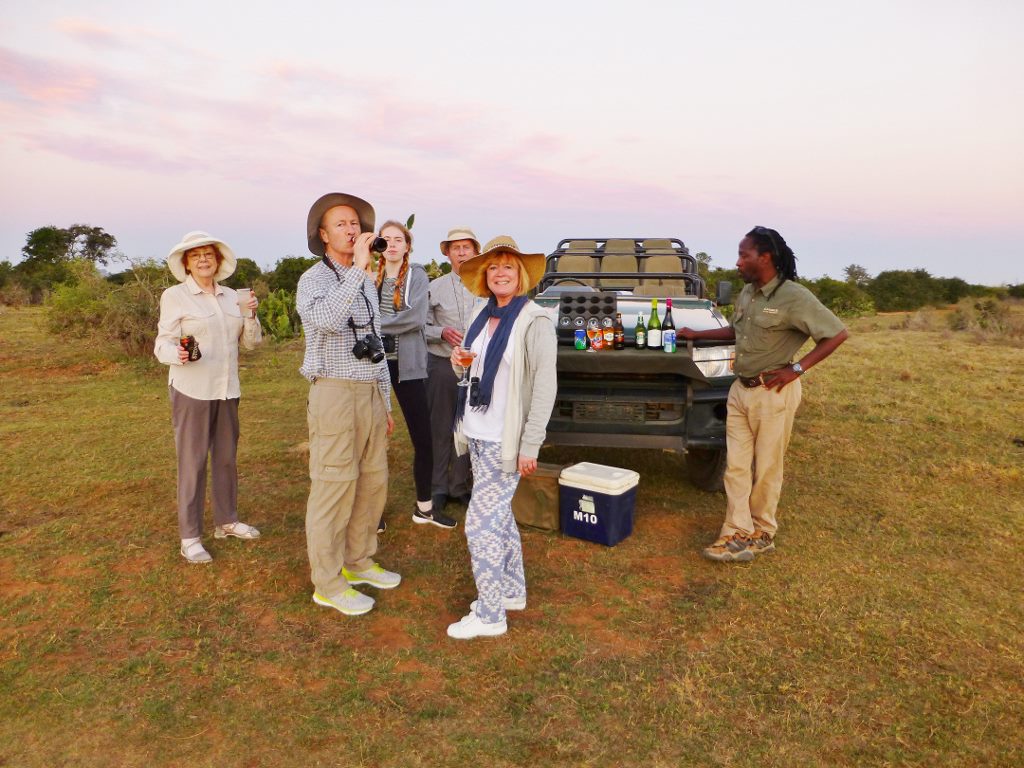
[
  {"left": 721, "top": 377, "right": 802, "bottom": 538},
  {"left": 305, "top": 378, "right": 388, "bottom": 598}
]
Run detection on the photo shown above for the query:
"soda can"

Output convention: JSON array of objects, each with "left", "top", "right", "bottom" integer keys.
[
  {"left": 662, "top": 329, "right": 676, "bottom": 353},
  {"left": 574, "top": 329, "right": 588, "bottom": 350}
]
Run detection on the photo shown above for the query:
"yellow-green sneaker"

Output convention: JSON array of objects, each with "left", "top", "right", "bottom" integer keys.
[
  {"left": 342, "top": 564, "right": 402, "bottom": 590},
  {"left": 312, "top": 588, "right": 374, "bottom": 616}
]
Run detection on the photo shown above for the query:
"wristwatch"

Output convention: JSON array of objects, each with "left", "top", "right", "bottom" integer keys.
[{"left": 791, "top": 362, "right": 804, "bottom": 376}]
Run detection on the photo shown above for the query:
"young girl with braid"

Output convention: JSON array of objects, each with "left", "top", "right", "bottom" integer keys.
[{"left": 377, "top": 221, "right": 457, "bottom": 530}]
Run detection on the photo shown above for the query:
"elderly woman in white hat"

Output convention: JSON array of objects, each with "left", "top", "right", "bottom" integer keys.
[
  {"left": 154, "top": 231, "right": 263, "bottom": 564},
  {"left": 446, "top": 236, "right": 557, "bottom": 640}
]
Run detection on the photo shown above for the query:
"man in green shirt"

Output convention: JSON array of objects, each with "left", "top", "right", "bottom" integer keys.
[{"left": 678, "top": 227, "right": 849, "bottom": 562}]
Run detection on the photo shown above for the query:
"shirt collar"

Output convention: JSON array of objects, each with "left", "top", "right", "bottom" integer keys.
[
  {"left": 184, "top": 274, "right": 223, "bottom": 296},
  {"left": 757, "top": 275, "right": 782, "bottom": 299}
]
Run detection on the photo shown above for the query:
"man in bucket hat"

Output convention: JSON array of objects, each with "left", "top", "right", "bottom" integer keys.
[
  {"left": 424, "top": 227, "right": 481, "bottom": 515},
  {"left": 296, "top": 192, "right": 400, "bottom": 616}
]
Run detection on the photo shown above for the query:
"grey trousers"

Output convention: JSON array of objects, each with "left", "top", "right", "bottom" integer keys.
[
  {"left": 169, "top": 386, "right": 240, "bottom": 539},
  {"left": 425, "top": 353, "right": 471, "bottom": 498}
]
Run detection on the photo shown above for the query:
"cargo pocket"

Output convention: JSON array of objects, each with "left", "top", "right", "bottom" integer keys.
[{"left": 309, "top": 387, "right": 356, "bottom": 481}]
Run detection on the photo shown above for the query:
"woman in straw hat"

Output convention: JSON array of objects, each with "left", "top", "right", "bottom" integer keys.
[
  {"left": 155, "top": 231, "right": 263, "bottom": 564},
  {"left": 375, "top": 219, "right": 456, "bottom": 530},
  {"left": 446, "top": 236, "right": 557, "bottom": 640}
]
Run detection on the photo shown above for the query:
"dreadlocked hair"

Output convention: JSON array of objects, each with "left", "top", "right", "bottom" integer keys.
[
  {"left": 375, "top": 220, "right": 413, "bottom": 310},
  {"left": 747, "top": 226, "right": 798, "bottom": 282}
]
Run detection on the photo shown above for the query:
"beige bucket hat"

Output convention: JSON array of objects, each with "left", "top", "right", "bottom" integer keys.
[
  {"left": 166, "top": 231, "right": 237, "bottom": 283},
  {"left": 439, "top": 226, "right": 481, "bottom": 256},
  {"left": 306, "top": 192, "right": 375, "bottom": 256},
  {"left": 459, "top": 235, "right": 546, "bottom": 298}
]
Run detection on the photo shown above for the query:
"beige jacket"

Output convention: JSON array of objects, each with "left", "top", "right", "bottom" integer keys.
[{"left": 453, "top": 301, "right": 558, "bottom": 473}]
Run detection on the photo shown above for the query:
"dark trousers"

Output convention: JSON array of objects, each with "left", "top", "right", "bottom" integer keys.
[
  {"left": 169, "top": 386, "right": 240, "bottom": 539},
  {"left": 425, "top": 354, "right": 471, "bottom": 498},
  {"left": 387, "top": 361, "right": 434, "bottom": 503}
]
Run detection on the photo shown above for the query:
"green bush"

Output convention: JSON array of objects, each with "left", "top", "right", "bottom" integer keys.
[
  {"left": 46, "top": 260, "right": 172, "bottom": 356},
  {"left": 806, "top": 276, "right": 875, "bottom": 318},
  {"left": 946, "top": 297, "right": 1023, "bottom": 339},
  {"left": 257, "top": 289, "right": 302, "bottom": 341}
]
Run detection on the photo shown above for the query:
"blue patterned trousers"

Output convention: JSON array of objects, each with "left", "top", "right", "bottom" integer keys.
[{"left": 465, "top": 438, "right": 526, "bottom": 623}]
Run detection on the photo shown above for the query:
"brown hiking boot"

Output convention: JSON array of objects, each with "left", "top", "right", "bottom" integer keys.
[
  {"left": 747, "top": 531, "right": 776, "bottom": 556},
  {"left": 702, "top": 532, "right": 755, "bottom": 562}
]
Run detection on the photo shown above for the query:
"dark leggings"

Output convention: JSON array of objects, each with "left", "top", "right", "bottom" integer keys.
[{"left": 387, "top": 361, "right": 434, "bottom": 504}]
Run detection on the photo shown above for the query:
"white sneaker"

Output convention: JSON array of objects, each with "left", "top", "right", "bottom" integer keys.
[
  {"left": 470, "top": 595, "right": 526, "bottom": 614},
  {"left": 214, "top": 521, "right": 261, "bottom": 540},
  {"left": 180, "top": 539, "right": 212, "bottom": 564},
  {"left": 342, "top": 564, "right": 401, "bottom": 590},
  {"left": 313, "top": 588, "right": 374, "bottom": 616},
  {"left": 446, "top": 611, "right": 507, "bottom": 639}
]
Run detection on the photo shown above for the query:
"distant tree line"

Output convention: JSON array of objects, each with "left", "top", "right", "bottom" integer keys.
[
  {"left": 702, "top": 260, "right": 1011, "bottom": 317},
  {"left": 0, "top": 224, "right": 453, "bottom": 352}
]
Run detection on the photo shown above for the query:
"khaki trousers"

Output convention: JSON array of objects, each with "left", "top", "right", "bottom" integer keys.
[
  {"left": 306, "top": 378, "right": 388, "bottom": 598},
  {"left": 722, "top": 377, "right": 802, "bottom": 538}
]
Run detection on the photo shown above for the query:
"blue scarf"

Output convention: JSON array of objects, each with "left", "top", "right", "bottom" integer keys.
[{"left": 456, "top": 295, "right": 529, "bottom": 420}]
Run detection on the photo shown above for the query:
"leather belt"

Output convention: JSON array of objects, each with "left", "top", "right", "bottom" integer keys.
[{"left": 737, "top": 375, "right": 764, "bottom": 388}]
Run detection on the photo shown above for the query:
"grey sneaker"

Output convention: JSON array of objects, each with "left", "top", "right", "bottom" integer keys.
[
  {"left": 748, "top": 531, "right": 776, "bottom": 556},
  {"left": 313, "top": 588, "right": 374, "bottom": 616},
  {"left": 342, "top": 564, "right": 402, "bottom": 590},
  {"left": 702, "top": 533, "right": 755, "bottom": 563},
  {"left": 214, "top": 521, "right": 261, "bottom": 540},
  {"left": 470, "top": 595, "right": 527, "bottom": 613}
]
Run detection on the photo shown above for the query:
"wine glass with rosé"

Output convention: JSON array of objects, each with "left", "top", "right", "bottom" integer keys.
[{"left": 454, "top": 346, "right": 477, "bottom": 388}]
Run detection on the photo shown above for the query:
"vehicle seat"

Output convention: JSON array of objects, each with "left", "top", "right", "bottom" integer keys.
[{"left": 599, "top": 239, "right": 638, "bottom": 289}]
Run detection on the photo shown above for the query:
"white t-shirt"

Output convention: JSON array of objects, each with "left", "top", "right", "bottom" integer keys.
[{"left": 462, "top": 324, "right": 515, "bottom": 442}]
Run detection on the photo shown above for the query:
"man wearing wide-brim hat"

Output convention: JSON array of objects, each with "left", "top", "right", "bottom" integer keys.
[
  {"left": 295, "top": 192, "right": 400, "bottom": 617},
  {"left": 424, "top": 226, "right": 481, "bottom": 514}
]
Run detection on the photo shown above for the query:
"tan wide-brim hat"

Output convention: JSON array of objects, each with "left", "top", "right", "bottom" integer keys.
[
  {"left": 439, "top": 226, "right": 481, "bottom": 256},
  {"left": 306, "top": 192, "right": 375, "bottom": 256},
  {"left": 460, "top": 235, "right": 546, "bottom": 298},
  {"left": 166, "top": 231, "right": 237, "bottom": 283}
]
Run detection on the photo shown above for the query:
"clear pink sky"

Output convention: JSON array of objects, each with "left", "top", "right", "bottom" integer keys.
[{"left": 1, "top": 1, "right": 1021, "bottom": 284}]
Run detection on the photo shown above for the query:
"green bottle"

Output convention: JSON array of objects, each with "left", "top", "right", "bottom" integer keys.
[
  {"left": 646, "top": 298, "right": 662, "bottom": 349},
  {"left": 634, "top": 312, "right": 647, "bottom": 349}
]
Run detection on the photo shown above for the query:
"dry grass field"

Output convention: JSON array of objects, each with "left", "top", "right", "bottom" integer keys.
[{"left": 1, "top": 305, "right": 1022, "bottom": 767}]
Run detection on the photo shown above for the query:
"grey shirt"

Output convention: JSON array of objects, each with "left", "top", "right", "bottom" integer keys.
[{"left": 425, "top": 271, "right": 477, "bottom": 359}]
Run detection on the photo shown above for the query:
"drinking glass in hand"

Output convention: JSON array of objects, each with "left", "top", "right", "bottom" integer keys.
[{"left": 454, "top": 347, "right": 477, "bottom": 388}]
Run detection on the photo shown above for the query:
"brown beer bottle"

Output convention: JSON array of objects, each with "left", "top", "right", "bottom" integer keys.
[{"left": 613, "top": 313, "right": 625, "bottom": 349}]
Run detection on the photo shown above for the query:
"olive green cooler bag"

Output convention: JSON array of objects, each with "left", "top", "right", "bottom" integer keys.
[{"left": 511, "top": 463, "right": 564, "bottom": 531}]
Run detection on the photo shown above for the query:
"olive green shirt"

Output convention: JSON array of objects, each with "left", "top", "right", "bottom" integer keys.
[{"left": 731, "top": 276, "right": 846, "bottom": 378}]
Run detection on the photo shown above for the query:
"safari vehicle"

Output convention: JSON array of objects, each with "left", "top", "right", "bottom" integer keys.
[{"left": 532, "top": 238, "right": 736, "bottom": 491}]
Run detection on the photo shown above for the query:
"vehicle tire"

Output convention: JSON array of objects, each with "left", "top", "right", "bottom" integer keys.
[{"left": 686, "top": 448, "right": 727, "bottom": 492}]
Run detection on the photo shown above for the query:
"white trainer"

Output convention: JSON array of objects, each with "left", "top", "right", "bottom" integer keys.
[
  {"left": 470, "top": 595, "right": 526, "bottom": 614},
  {"left": 313, "top": 588, "right": 375, "bottom": 616},
  {"left": 180, "top": 539, "right": 212, "bottom": 564},
  {"left": 446, "top": 611, "right": 507, "bottom": 640},
  {"left": 214, "top": 521, "right": 261, "bottom": 540}
]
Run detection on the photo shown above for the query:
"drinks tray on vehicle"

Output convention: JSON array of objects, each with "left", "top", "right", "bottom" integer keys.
[{"left": 555, "top": 291, "right": 618, "bottom": 344}]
